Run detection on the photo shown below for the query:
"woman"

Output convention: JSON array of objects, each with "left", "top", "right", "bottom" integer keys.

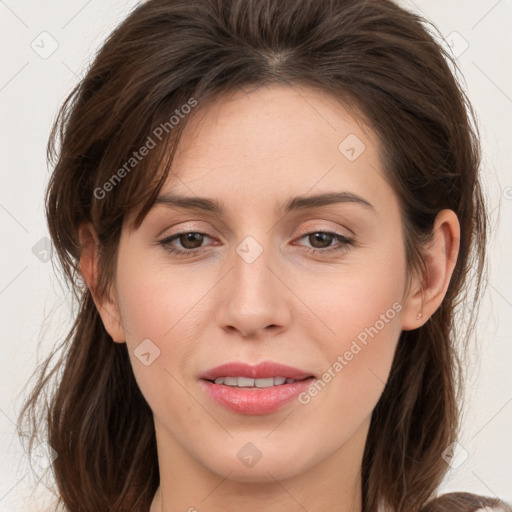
[{"left": 18, "top": 0, "right": 511, "bottom": 510}]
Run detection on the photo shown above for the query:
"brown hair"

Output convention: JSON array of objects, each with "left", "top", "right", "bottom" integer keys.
[
  {"left": 17, "top": 0, "right": 509, "bottom": 511},
  {"left": 421, "top": 493, "right": 512, "bottom": 512}
]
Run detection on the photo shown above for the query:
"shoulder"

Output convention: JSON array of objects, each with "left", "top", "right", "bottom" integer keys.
[{"left": 420, "top": 493, "right": 512, "bottom": 512}]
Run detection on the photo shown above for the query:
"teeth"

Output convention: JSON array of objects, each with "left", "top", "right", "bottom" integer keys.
[{"left": 213, "top": 376, "right": 294, "bottom": 387}]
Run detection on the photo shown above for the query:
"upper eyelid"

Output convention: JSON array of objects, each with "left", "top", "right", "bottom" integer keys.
[
  {"left": 151, "top": 209, "right": 360, "bottom": 237},
  {"left": 158, "top": 218, "right": 354, "bottom": 237},
  {"left": 294, "top": 223, "right": 353, "bottom": 238}
]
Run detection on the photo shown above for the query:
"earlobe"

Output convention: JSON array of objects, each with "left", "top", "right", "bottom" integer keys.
[
  {"left": 401, "top": 209, "right": 460, "bottom": 331},
  {"left": 78, "top": 223, "right": 126, "bottom": 343}
]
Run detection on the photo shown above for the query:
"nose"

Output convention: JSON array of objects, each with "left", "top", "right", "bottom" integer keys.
[{"left": 215, "top": 237, "right": 291, "bottom": 339}]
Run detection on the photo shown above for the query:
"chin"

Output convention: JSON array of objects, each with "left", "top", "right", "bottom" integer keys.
[{"left": 199, "top": 440, "right": 315, "bottom": 483}]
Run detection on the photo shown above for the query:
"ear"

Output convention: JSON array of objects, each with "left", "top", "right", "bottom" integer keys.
[
  {"left": 401, "top": 209, "right": 460, "bottom": 331},
  {"left": 78, "top": 223, "right": 126, "bottom": 343}
]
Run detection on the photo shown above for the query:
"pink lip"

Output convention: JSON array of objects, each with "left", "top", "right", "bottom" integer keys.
[
  {"left": 200, "top": 377, "right": 316, "bottom": 415},
  {"left": 199, "top": 361, "right": 315, "bottom": 381},
  {"left": 199, "top": 361, "right": 316, "bottom": 415}
]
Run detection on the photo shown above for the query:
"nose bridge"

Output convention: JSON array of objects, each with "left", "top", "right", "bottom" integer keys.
[
  {"left": 216, "top": 231, "right": 290, "bottom": 336},
  {"left": 232, "top": 233, "right": 277, "bottom": 309}
]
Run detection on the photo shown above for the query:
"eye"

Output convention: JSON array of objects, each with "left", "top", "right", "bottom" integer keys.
[
  {"left": 294, "top": 231, "right": 354, "bottom": 255},
  {"left": 160, "top": 231, "right": 212, "bottom": 256},
  {"left": 158, "top": 230, "right": 355, "bottom": 258}
]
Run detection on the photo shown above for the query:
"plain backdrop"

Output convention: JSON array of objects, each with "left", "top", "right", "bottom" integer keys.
[{"left": 0, "top": 0, "right": 511, "bottom": 510}]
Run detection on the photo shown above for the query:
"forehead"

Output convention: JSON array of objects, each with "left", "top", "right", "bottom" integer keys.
[
  {"left": 149, "top": 84, "right": 392, "bottom": 219},
  {"left": 172, "top": 83, "right": 378, "bottom": 169}
]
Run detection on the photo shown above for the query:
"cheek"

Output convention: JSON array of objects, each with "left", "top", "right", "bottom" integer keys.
[
  {"left": 113, "top": 261, "right": 201, "bottom": 420},
  {"left": 305, "top": 241, "right": 405, "bottom": 344},
  {"left": 113, "top": 249, "right": 217, "bottom": 402},
  {"left": 298, "top": 242, "right": 406, "bottom": 404},
  {"left": 115, "top": 250, "right": 209, "bottom": 343}
]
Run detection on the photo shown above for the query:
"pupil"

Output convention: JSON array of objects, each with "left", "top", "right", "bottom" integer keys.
[
  {"left": 310, "top": 233, "right": 331, "bottom": 248},
  {"left": 182, "top": 233, "right": 202, "bottom": 248}
]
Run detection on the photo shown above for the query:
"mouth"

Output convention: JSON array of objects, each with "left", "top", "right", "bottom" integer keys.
[
  {"left": 199, "top": 360, "right": 316, "bottom": 383},
  {"left": 198, "top": 361, "right": 316, "bottom": 414},
  {"left": 203, "top": 375, "right": 313, "bottom": 388},
  {"left": 200, "top": 375, "right": 317, "bottom": 415}
]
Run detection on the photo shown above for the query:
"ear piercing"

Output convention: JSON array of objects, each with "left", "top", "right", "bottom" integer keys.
[{"left": 417, "top": 312, "right": 423, "bottom": 321}]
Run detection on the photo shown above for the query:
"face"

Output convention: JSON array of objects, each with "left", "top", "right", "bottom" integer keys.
[{"left": 107, "top": 84, "right": 412, "bottom": 486}]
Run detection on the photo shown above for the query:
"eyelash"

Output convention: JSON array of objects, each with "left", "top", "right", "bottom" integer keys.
[{"left": 159, "top": 230, "right": 355, "bottom": 258}]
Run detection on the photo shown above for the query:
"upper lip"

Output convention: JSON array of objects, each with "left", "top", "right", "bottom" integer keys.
[{"left": 200, "top": 361, "right": 315, "bottom": 381}]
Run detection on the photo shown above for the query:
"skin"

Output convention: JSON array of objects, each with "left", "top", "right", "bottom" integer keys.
[{"left": 79, "top": 83, "right": 460, "bottom": 512}]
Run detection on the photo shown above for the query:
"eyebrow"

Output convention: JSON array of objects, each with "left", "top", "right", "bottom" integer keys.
[{"left": 153, "top": 191, "right": 375, "bottom": 215}]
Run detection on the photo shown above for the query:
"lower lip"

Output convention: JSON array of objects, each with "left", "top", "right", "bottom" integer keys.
[{"left": 200, "top": 377, "right": 316, "bottom": 415}]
